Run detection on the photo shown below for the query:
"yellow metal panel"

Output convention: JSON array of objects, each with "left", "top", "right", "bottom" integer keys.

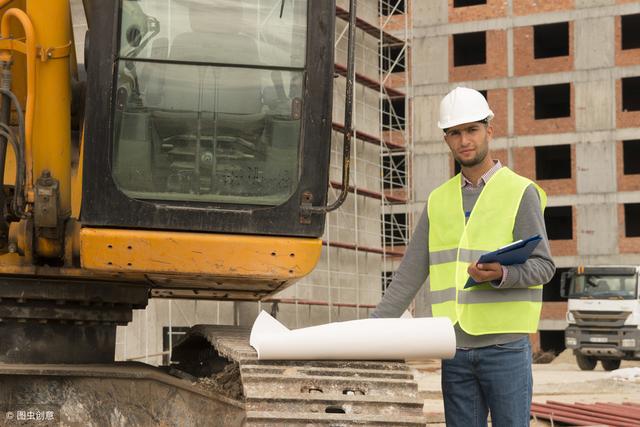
[
  {"left": 80, "top": 228, "right": 322, "bottom": 281},
  {"left": 26, "top": 0, "right": 71, "bottom": 213}
]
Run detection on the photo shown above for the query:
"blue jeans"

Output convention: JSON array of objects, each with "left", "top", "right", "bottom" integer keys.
[{"left": 441, "top": 337, "right": 532, "bottom": 427}]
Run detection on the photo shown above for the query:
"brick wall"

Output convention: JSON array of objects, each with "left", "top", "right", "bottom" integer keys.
[
  {"left": 616, "top": 141, "right": 640, "bottom": 192},
  {"left": 616, "top": 79, "right": 640, "bottom": 128},
  {"left": 449, "top": 30, "right": 508, "bottom": 82},
  {"left": 615, "top": 15, "right": 640, "bottom": 67},
  {"left": 448, "top": 0, "right": 506, "bottom": 22},
  {"left": 514, "top": 23, "right": 574, "bottom": 77},
  {"left": 487, "top": 89, "right": 508, "bottom": 138},
  {"left": 548, "top": 213, "right": 578, "bottom": 256},
  {"left": 541, "top": 301, "right": 568, "bottom": 320},
  {"left": 619, "top": 204, "right": 640, "bottom": 253},
  {"left": 514, "top": 85, "right": 576, "bottom": 135},
  {"left": 513, "top": 0, "right": 574, "bottom": 16},
  {"left": 512, "top": 146, "right": 577, "bottom": 196}
]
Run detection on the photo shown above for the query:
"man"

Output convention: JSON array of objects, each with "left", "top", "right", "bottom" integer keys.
[{"left": 372, "top": 87, "right": 555, "bottom": 427}]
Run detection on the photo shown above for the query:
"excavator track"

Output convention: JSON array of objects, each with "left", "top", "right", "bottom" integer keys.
[{"left": 172, "top": 324, "right": 427, "bottom": 426}]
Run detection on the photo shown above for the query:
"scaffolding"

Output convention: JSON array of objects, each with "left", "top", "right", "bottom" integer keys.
[
  {"left": 115, "top": 0, "right": 413, "bottom": 365},
  {"left": 261, "top": 0, "right": 413, "bottom": 324}
]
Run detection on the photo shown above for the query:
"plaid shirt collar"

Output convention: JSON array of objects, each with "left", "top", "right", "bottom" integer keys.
[{"left": 460, "top": 160, "right": 502, "bottom": 188}]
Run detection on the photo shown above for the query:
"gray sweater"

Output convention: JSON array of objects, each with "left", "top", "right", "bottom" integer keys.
[{"left": 372, "top": 184, "right": 556, "bottom": 348}]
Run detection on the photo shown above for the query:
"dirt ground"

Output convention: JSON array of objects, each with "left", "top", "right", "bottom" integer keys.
[{"left": 409, "top": 352, "right": 640, "bottom": 426}]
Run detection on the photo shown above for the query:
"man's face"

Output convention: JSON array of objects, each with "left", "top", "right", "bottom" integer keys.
[{"left": 444, "top": 121, "right": 493, "bottom": 168}]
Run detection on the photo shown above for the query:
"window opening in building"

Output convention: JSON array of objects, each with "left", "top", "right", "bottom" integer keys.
[
  {"left": 383, "top": 98, "right": 405, "bottom": 131},
  {"left": 624, "top": 203, "right": 640, "bottom": 237},
  {"left": 622, "top": 13, "right": 640, "bottom": 50},
  {"left": 453, "top": 31, "right": 486, "bottom": 67},
  {"left": 534, "top": 22, "right": 569, "bottom": 59},
  {"left": 534, "top": 83, "right": 570, "bottom": 119},
  {"left": 539, "top": 330, "right": 566, "bottom": 355},
  {"left": 535, "top": 145, "right": 571, "bottom": 180},
  {"left": 162, "top": 326, "right": 191, "bottom": 365},
  {"left": 382, "top": 212, "right": 407, "bottom": 246},
  {"left": 381, "top": 271, "right": 394, "bottom": 294},
  {"left": 623, "top": 140, "right": 640, "bottom": 175},
  {"left": 382, "top": 153, "right": 406, "bottom": 189},
  {"left": 543, "top": 267, "right": 570, "bottom": 302},
  {"left": 381, "top": 45, "right": 406, "bottom": 74},
  {"left": 544, "top": 206, "right": 572, "bottom": 240},
  {"left": 453, "top": 0, "right": 486, "bottom": 7},
  {"left": 622, "top": 77, "right": 640, "bottom": 112},
  {"left": 380, "top": 0, "right": 405, "bottom": 16}
]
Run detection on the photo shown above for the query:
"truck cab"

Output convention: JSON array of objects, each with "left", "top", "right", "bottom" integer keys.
[{"left": 562, "top": 266, "right": 640, "bottom": 370}]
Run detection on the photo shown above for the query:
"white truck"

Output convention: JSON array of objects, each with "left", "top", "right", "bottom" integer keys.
[{"left": 561, "top": 266, "right": 640, "bottom": 371}]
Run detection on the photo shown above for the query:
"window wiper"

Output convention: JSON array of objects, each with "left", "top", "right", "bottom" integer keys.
[{"left": 280, "top": 0, "right": 286, "bottom": 18}]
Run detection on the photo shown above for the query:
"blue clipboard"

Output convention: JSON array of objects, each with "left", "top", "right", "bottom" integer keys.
[{"left": 464, "top": 234, "right": 542, "bottom": 288}]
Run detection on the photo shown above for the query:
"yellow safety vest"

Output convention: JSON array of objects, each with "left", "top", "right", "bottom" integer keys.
[{"left": 427, "top": 167, "right": 547, "bottom": 335}]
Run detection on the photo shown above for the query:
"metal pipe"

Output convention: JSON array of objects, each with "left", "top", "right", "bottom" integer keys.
[
  {"left": 264, "top": 298, "right": 375, "bottom": 309},
  {"left": 304, "top": 0, "right": 357, "bottom": 214},
  {"left": 0, "top": 8, "right": 36, "bottom": 202},
  {"left": 0, "top": 63, "right": 11, "bottom": 218}
]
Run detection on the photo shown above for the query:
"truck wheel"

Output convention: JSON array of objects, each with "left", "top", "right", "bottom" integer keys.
[
  {"left": 576, "top": 354, "right": 597, "bottom": 370},
  {"left": 601, "top": 359, "right": 621, "bottom": 371}
]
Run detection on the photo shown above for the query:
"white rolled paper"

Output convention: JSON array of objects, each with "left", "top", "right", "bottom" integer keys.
[{"left": 249, "top": 311, "right": 456, "bottom": 360}]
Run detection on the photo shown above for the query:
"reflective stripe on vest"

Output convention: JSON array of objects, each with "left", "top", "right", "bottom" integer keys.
[
  {"left": 431, "top": 287, "right": 543, "bottom": 304},
  {"left": 427, "top": 167, "right": 547, "bottom": 335}
]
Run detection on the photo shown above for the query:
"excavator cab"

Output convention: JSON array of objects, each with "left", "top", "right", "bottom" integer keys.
[
  {"left": 77, "top": 0, "right": 338, "bottom": 297},
  {"left": 84, "top": 0, "right": 333, "bottom": 236}
]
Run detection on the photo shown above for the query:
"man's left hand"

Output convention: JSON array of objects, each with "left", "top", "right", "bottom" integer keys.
[{"left": 468, "top": 262, "right": 503, "bottom": 283}]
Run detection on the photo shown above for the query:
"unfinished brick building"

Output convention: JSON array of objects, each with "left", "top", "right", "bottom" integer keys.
[{"left": 413, "top": 0, "right": 640, "bottom": 352}]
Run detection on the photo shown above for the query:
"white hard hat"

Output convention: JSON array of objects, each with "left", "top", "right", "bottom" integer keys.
[{"left": 437, "top": 87, "right": 494, "bottom": 130}]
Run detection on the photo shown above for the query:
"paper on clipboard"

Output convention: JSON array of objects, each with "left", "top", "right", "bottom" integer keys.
[{"left": 249, "top": 311, "right": 456, "bottom": 361}]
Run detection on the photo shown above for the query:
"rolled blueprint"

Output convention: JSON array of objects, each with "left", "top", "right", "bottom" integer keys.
[{"left": 249, "top": 311, "right": 456, "bottom": 360}]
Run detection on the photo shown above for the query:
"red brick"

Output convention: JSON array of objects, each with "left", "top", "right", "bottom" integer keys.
[
  {"left": 616, "top": 141, "right": 640, "bottom": 192},
  {"left": 513, "top": 0, "right": 574, "bottom": 16},
  {"left": 616, "top": 79, "right": 640, "bottom": 129},
  {"left": 450, "top": 30, "right": 508, "bottom": 82},
  {"left": 514, "top": 85, "right": 576, "bottom": 136},
  {"left": 487, "top": 89, "right": 508, "bottom": 138},
  {"left": 386, "top": 73, "right": 407, "bottom": 90},
  {"left": 448, "top": 0, "right": 507, "bottom": 23},
  {"left": 380, "top": 7, "right": 411, "bottom": 32},
  {"left": 541, "top": 302, "right": 568, "bottom": 320},
  {"left": 514, "top": 24, "right": 574, "bottom": 77},
  {"left": 619, "top": 204, "right": 640, "bottom": 253},
  {"left": 615, "top": 16, "right": 640, "bottom": 67},
  {"left": 512, "top": 146, "right": 577, "bottom": 196}
]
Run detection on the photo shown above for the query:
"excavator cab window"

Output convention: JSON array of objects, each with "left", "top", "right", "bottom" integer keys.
[
  {"left": 113, "top": 0, "right": 306, "bottom": 205},
  {"left": 81, "top": 0, "right": 335, "bottom": 236}
]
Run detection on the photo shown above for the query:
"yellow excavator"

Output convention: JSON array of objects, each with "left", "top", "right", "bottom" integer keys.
[{"left": 0, "top": 0, "right": 425, "bottom": 425}]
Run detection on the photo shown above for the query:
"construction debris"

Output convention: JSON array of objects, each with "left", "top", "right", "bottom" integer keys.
[{"left": 531, "top": 401, "right": 640, "bottom": 426}]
